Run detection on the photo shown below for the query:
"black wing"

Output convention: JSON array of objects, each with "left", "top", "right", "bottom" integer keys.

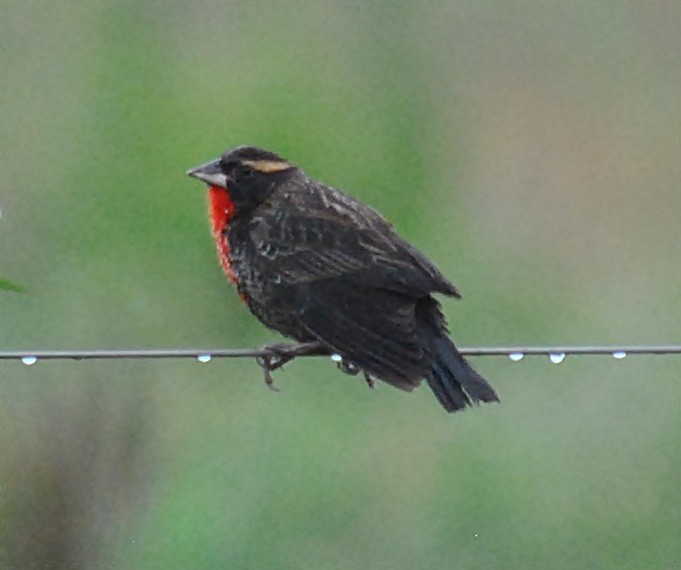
[{"left": 251, "top": 182, "right": 460, "bottom": 296}]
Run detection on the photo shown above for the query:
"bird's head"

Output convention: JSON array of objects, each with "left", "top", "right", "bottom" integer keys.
[{"left": 187, "top": 146, "right": 296, "bottom": 215}]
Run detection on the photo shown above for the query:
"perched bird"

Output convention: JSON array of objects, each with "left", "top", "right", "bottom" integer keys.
[{"left": 187, "top": 146, "right": 499, "bottom": 412}]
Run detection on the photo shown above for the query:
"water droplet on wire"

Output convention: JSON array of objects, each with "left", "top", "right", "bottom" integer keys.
[
  {"left": 612, "top": 351, "right": 627, "bottom": 359},
  {"left": 549, "top": 353, "right": 566, "bottom": 364},
  {"left": 509, "top": 352, "right": 524, "bottom": 361},
  {"left": 197, "top": 354, "right": 212, "bottom": 363},
  {"left": 21, "top": 356, "right": 38, "bottom": 365}
]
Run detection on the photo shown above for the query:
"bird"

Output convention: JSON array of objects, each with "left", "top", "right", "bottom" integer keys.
[{"left": 187, "top": 146, "right": 499, "bottom": 413}]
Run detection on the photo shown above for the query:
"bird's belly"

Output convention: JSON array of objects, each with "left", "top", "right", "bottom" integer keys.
[
  {"left": 233, "top": 265, "right": 311, "bottom": 341},
  {"left": 214, "top": 233, "right": 238, "bottom": 285}
]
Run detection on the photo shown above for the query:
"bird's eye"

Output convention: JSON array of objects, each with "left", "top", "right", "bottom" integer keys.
[
  {"left": 219, "top": 160, "right": 236, "bottom": 177},
  {"left": 241, "top": 165, "right": 255, "bottom": 178}
]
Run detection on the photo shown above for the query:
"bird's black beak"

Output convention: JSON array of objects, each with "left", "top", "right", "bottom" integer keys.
[{"left": 186, "top": 158, "right": 228, "bottom": 188}]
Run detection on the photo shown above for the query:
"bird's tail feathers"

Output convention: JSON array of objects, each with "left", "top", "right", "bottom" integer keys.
[
  {"left": 426, "top": 336, "right": 499, "bottom": 412},
  {"left": 416, "top": 298, "right": 499, "bottom": 413}
]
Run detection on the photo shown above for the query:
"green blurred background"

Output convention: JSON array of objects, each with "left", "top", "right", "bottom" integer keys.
[{"left": 1, "top": 1, "right": 679, "bottom": 568}]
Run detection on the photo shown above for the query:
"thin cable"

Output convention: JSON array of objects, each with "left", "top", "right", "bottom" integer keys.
[{"left": 1, "top": 345, "right": 680, "bottom": 361}]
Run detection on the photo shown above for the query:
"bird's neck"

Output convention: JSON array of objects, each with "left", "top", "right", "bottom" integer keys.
[
  {"left": 208, "top": 186, "right": 239, "bottom": 284},
  {"left": 208, "top": 186, "right": 237, "bottom": 236}
]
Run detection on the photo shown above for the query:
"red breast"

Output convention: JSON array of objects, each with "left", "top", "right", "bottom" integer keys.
[{"left": 208, "top": 186, "right": 238, "bottom": 284}]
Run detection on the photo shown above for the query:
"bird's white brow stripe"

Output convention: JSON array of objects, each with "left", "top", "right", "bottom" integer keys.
[{"left": 242, "top": 159, "right": 290, "bottom": 173}]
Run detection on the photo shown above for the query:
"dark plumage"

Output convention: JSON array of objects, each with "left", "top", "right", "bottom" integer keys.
[{"left": 188, "top": 146, "right": 499, "bottom": 412}]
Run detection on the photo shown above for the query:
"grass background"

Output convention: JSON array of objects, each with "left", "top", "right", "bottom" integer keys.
[{"left": 1, "top": 1, "right": 679, "bottom": 568}]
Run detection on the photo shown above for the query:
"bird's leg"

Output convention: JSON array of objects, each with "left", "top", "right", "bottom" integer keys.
[
  {"left": 336, "top": 358, "right": 361, "bottom": 376},
  {"left": 256, "top": 343, "right": 375, "bottom": 392},
  {"left": 336, "top": 358, "right": 375, "bottom": 389},
  {"left": 256, "top": 341, "right": 328, "bottom": 390}
]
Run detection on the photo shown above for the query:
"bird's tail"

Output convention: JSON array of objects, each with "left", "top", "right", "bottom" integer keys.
[{"left": 417, "top": 299, "right": 499, "bottom": 413}]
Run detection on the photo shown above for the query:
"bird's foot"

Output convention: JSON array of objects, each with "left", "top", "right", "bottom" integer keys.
[
  {"left": 336, "top": 358, "right": 360, "bottom": 376},
  {"left": 256, "top": 341, "right": 327, "bottom": 390},
  {"left": 335, "top": 357, "right": 376, "bottom": 389}
]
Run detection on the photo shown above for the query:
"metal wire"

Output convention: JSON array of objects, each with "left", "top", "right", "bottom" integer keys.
[{"left": 1, "top": 345, "right": 679, "bottom": 361}]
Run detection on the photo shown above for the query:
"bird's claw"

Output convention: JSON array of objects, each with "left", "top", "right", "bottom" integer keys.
[
  {"left": 256, "top": 341, "right": 327, "bottom": 390},
  {"left": 336, "top": 357, "right": 376, "bottom": 389},
  {"left": 336, "top": 358, "right": 360, "bottom": 375},
  {"left": 255, "top": 342, "right": 374, "bottom": 392},
  {"left": 256, "top": 354, "right": 282, "bottom": 391}
]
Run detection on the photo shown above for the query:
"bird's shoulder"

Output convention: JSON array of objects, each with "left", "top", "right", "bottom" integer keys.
[{"left": 250, "top": 176, "right": 392, "bottom": 252}]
